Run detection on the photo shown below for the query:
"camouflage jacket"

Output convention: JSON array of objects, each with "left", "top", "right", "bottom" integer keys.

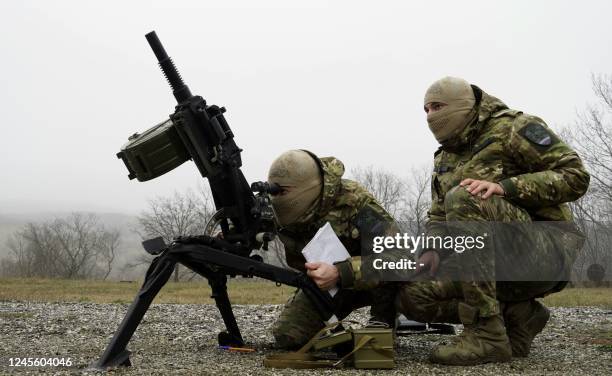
[
  {"left": 426, "top": 88, "right": 590, "bottom": 239},
  {"left": 278, "top": 155, "right": 398, "bottom": 288}
]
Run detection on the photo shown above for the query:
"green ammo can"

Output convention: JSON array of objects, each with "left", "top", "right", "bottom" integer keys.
[
  {"left": 351, "top": 327, "right": 395, "bottom": 369},
  {"left": 117, "top": 118, "right": 190, "bottom": 182}
]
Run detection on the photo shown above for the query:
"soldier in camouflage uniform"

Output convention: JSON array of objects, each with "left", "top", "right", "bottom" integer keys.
[
  {"left": 267, "top": 149, "right": 399, "bottom": 350},
  {"left": 395, "top": 77, "right": 590, "bottom": 365}
]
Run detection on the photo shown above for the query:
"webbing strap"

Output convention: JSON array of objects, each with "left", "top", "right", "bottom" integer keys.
[
  {"left": 263, "top": 322, "right": 344, "bottom": 368},
  {"left": 332, "top": 335, "right": 374, "bottom": 367},
  {"left": 295, "top": 321, "right": 343, "bottom": 354},
  {"left": 263, "top": 353, "right": 337, "bottom": 369},
  {"left": 264, "top": 321, "right": 353, "bottom": 369},
  {"left": 263, "top": 320, "right": 392, "bottom": 369},
  {"left": 263, "top": 336, "right": 376, "bottom": 370}
]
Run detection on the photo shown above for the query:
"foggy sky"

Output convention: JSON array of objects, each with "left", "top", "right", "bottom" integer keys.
[{"left": 1, "top": 0, "right": 611, "bottom": 214}]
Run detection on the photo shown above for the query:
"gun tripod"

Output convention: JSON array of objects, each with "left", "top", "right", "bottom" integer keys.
[{"left": 91, "top": 235, "right": 335, "bottom": 370}]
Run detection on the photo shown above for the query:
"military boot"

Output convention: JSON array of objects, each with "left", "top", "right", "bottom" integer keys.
[
  {"left": 430, "top": 302, "right": 512, "bottom": 365},
  {"left": 367, "top": 284, "right": 399, "bottom": 330},
  {"left": 503, "top": 300, "right": 550, "bottom": 357}
]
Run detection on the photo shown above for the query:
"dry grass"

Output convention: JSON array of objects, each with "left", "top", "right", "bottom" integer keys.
[
  {"left": 0, "top": 278, "right": 610, "bottom": 308},
  {"left": 542, "top": 287, "right": 612, "bottom": 309},
  {"left": 0, "top": 278, "right": 295, "bottom": 305}
]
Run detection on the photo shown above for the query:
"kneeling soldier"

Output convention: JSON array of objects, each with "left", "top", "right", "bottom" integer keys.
[
  {"left": 267, "top": 150, "right": 399, "bottom": 349},
  {"left": 396, "top": 77, "right": 589, "bottom": 365}
]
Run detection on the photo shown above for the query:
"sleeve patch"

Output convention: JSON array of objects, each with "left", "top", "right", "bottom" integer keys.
[{"left": 519, "top": 122, "right": 556, "bottom": 147}]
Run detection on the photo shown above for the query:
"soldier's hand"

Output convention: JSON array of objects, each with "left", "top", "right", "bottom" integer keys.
[
  {"left": 416, "top": 250, "right": 440, "bottom": 277},
  {"left": 460, "top": 178, "right": 505, "bottom": 199},
  {"left": 305, "top": 262, "right": 340, "bottom": 290}
]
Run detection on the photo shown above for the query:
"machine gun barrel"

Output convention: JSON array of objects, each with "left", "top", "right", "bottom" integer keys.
[{"left": 145, "top": 31, "right": 192, "bottom": 103}]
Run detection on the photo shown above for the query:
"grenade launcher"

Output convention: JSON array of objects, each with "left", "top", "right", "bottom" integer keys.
[{"left": 91, "top": 31, "right": 335, "bottom": 370}]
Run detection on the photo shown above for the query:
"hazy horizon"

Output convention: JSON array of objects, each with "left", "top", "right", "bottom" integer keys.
[{"left": 2, "top": 0, "right": 611, "bottom": 214}]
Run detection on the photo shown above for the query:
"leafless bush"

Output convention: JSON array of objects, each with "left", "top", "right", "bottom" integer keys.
[
  {"left": 132, "top": 187, "right": 215, "bottom": 281},
  {"left": 563, "top": 73, "right": 612, "bottom": 285},
  {"left": 1, "top": 213, "right": 121, "bottom": 279},
  {"left": 351, "top": 166, "right": 406, "bottom": 218},
  {"left": 397, "top": 165, "right": 431, "bottom": 235},
  {"left": 350, "top": 164, "right": 431, "bottom": 234},
  {"left": 566, "top": 74, "right": 612, "bottom": 207}
]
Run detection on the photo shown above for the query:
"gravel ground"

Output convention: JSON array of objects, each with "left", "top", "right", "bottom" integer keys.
[{"left": 0, "top": 302, "right": 610, "bottom": 375}]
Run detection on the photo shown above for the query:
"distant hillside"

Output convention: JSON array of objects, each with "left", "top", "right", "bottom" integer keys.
[
  {"left": 0, "top": 211, "right": 147, "bottom": 280},
  {"left": 0, "top": 210, "right": 291, "bottom": 281}
]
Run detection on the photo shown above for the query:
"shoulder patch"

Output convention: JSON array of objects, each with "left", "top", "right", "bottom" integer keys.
[
  {"left": 518, "top": 122, "right": 556, "bottom": 147},
  {"left": 433, "top": 165, "right": 454, "bottom": 174}
]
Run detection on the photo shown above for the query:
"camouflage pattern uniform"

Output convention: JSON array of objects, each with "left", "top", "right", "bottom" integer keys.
[
  {"left": 272, "top": 154, "right": 399, "bottom": 349},
  {"left": 397, "top": 88, "right": 590, "bottom": 327}
]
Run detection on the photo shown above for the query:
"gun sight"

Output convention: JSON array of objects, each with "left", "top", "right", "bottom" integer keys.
[{"left": 251, "top": 181, "right": 281, "bottom": 196}]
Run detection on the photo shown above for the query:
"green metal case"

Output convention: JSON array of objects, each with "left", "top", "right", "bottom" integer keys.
[
  {"left": 117, "top": 119, "right": 190, "bottom": 181},
  {"left": 352, "top": 328, "right": 395, "bottom": 369},
  {"left": 312, "top": 330, "right": 353, "bottom": 351}
]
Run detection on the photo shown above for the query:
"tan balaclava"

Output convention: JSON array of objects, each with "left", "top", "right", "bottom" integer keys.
[
  {"left": 424, "top": 76, "right": 477, "bottom": 145},
  {"left": 268, "top": 150, "right": 323, "bottom": 226}
]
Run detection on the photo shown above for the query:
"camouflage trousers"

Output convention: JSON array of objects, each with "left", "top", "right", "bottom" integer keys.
[
  {"left": 272, "top": 286, "right": 396, "bottom": 349},
  {"left": 396, "top": 186, "right": 580, "bottom": 323}
]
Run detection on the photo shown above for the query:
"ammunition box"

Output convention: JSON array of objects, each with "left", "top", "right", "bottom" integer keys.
[
  {"left": 117, "top": 118, "right": 190, "bottom": 181},
  {"left": 312, "top": 330, "right": 352, "bottom": 351},
  {"left": 352, "top": 328, "right": 395, "bottom": 369}
]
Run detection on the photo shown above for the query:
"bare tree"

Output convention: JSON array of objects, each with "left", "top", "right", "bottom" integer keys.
[
  {"left": 136, "top": 187, "right": 215, "bottom": 281},
  {"left": 97, "top": 229, "right": 121, "bottom": 280},
  {"left": 2, "top": 213, "right": 122, "bottom": 279},
  {"left": 562, "top": 73, "right": 612, "bottom": 285},
  {"left": 4, "top": 232, "right": 35, "bottom": 277},
  {"left": 350, "top": 166, "right": 406, "bottom": 218},
  {"left": 350, "top": 164, "right": 431, "bottom": 234},
  {"left": 570, "top": 197, "right": 612, "bottom": 285},
  {"left": 566, "top": 74, "right": 612, "bottom": 207},
  {"left": 49, "top": 214, "right": 101, "bottom": 278},
  {"left": 398, "top": 164, "right": 431, "bottom": 235}
]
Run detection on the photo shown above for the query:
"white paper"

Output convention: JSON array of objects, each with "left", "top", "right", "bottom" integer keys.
[{"left": 301, "top": 222, "right": 350, "bottom": 296}]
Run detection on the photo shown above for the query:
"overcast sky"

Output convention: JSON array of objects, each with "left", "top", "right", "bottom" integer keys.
[{"left": 1, "top": 0, "right": 611, "bottom": 214}]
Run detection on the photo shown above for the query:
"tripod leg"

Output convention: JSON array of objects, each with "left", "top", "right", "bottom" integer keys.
[
  {"left": 209, "top": 275, "right": 244, "bottom": 346},
  {"left": 90, "top": 255, "right": 176, "bottom": 370},
  {"left": 173, "top": 255, "right": 245, "bottom": 347}
]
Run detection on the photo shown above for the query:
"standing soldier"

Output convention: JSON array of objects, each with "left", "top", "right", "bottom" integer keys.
[
  {"left": 266, "top": 149, "right": 399, "bottom": 349},
  {"left": 396, "top": 77, "right": 589, "bottom": 365}
]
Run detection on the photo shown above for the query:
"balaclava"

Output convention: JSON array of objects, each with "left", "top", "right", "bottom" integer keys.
[
  {"left": 424, "top": 76, "right": 477, "bottom": 145},
  {"left": 268, "top": 150, "right": 323, "bottom": 226}
]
